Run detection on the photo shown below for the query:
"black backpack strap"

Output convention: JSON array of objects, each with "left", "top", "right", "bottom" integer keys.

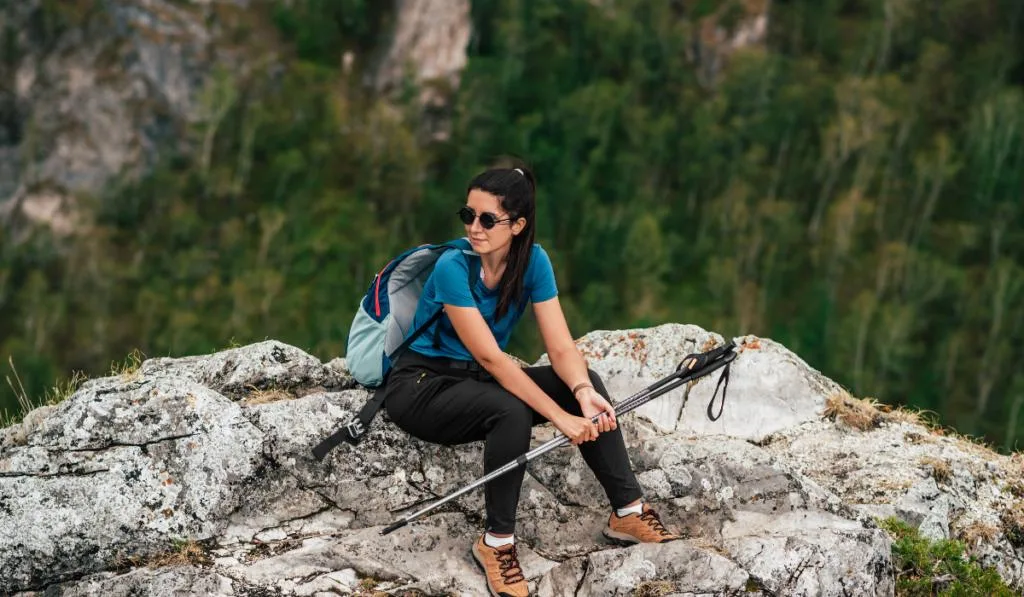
[
  {"left": 311, "top": 385, "right": 388, "bottom": 460},
  {"left": 396, "top": 307, "right": 444, "bottom": 361},
  {"left": 432, "top": 315, "right": 443, "bottom": 350}
]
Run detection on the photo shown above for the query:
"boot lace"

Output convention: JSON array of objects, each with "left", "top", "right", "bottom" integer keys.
[
  {"left": 495, "top": 544, "right": 525, "bottom": 584},
  {"left": 640, "top": 508, "right": 673, "bottom": 538}
]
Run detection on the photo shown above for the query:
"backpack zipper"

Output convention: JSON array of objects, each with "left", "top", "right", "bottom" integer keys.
[{"left": 374, "top": 260, "right": 394, "bottom": 317}]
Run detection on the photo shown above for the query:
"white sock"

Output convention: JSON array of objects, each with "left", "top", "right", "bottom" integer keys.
[
  {"left": 484, "top": 532, "right": 515, "bottom": 548},
  {"left": 616, "top": 502, "right": 644, "bottom": 517}
]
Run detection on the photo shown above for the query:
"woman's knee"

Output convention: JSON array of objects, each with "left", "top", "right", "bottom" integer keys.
[
  {"left": 495, "top": 395, "right": 534, "bottom": 431},
  {"left": 483, "top": 393, "right": 534, "bottom": 456}
]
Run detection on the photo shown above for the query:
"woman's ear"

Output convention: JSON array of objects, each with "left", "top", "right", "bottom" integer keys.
[{"left": 511, "top": 217, "right": 527, "bottom": 236}]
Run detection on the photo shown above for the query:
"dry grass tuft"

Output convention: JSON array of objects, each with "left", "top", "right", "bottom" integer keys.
[
  {"left": 822, "top": 391, "right": 971, "bottom": 446},
  {"left": 885, "top": 407, "right": 925, "bottom": 426},
  {"left": 904, "top": 431, "right": 931, "bottom": 444},
  {"left": 999, "top": 501, "right": 1024, "bottom": 549},
  {"left": 823, "top": 391, "right": 883, "bottom": 431},
  {"left": 958, "top": 521, "right": 999, "bottom": 547},
  {"left": 357, "top": 577, "right": 379, "bottom": 591},
  {"left": 874, "top": 477, "right": 916, "bottom": 495},
  {"left": 351, "top": 576, "right": 391, "bottom": 597},
  {"left": 940, "top": 429, "right": 1003, "bottom": 461},
  {"left": 1002, "top": 453, "right": 1024, "bottom": 491},
  {"left": 146, "top": 539, "right": 213, "bottom": 568},
  {"left": 241, "top": 386, "right": 295, "bottom": 404},
  {"left": 112, "top": 539, "right": 212, "bottom": 571},
  {"left": 919, "top": 456, "right": 953, "bottom": 484},
  {"left": 632, "top": 580, "right": 675, "bottom": 597}
]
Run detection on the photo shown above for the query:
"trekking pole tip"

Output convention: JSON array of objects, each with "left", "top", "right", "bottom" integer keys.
[{"left": 380, "top": 519, "right": 408, "bottom": 535}]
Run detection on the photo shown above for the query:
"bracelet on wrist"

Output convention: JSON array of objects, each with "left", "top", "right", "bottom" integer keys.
[{"left": 571, "top": 382, "right": 593, "bottom": 397}]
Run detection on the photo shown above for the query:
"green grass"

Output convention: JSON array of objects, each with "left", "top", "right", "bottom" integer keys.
[
  {"left": 2, "top": 348, "right": 147, "bottom": 428},
  {"left": 2, "top": 356, "right": 87, "bottom": 428},
  {"left": 109, "top": 348, "right": 146, "bottom": 381},
  {"left": 879, "top": 518, "right": 1016, "bottom": 596}
]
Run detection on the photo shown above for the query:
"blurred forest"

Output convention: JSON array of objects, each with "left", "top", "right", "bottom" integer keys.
[{"left": 1, "top": 0, "right": 1023, "bottom": 449}]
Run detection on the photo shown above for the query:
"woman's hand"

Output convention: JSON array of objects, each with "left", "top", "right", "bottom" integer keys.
[
  {"left": 553, "top": 412, "right": 599, "bottom": 445},
  {"left": 576, "top": 387, "right": 617, "bottom": 433}
]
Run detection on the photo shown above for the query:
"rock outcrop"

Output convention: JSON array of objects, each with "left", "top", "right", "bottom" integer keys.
[
  {"left": 690, "top": 0, "right": 771, "bottom": 87},
  {"left": 4, "top": 323, "right": 1022, "bottom": 595},
  {"left": 0, "top": 0, "right": 476, "bottom": 229},
  {"left": 372, "top": 0, "right": 471, "bottom": 106},
  {"left": 368, "top": 0, "right": 472, "bottom": 142},
  {"left": 0, "top": 0, "right": 273, "bottom": 232}
]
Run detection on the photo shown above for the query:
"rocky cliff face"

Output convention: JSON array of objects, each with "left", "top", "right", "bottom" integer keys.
[
  {"left": 691, "top": 0, "right": 771, "bottom": 87},
  {"left": 0, "top": 0, "right": 475, "bottom": 231},
  {"left": 3, "top": 323, "right": 1022, "bottom": 595},
  {"left": 372, "top": 0, "right": 471, "bottom": 142},
  {"left": 1, "top": 0, "right": 770, "bottom": 233},
  {"left": 0, "top": 0, "right": 273, "bottom": 232}
]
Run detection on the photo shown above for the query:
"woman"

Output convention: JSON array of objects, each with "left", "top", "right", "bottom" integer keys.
[{"left": 384, "top": 165, "right": 677, "bottom": 597}]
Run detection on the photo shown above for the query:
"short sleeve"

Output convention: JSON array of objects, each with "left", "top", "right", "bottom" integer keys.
[
  {"left": 432, "top": 250, "right": 476, "bottom": 307},
  {"left": 529, "top": 245, "right": 558, "bottom": 303}
]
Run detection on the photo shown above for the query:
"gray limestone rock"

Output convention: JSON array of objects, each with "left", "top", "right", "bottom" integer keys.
[
  {"left": 2, "top": 0, "right": 263, "bottom": 227},
  {"left": 762, "top": 419, "right": 1024, "bottom": 587},
  {"left": 3, "top": 326, "right": 1023, "bottom": 595},
  {"left": 895, "top": 477, "right": 951, "bottom": 541},
  {"left": 0, "top": 376, "right": 264, "bottom": 590},
  {"left": 48, "top": 567, "right": 235, "bottom": 597},
  {"left": 537, "top": 541, "right": 750, "bottom": 597},
  {"left": 139, "top": 340, "right": 355, "bottom": 399},
  {"left": 551, "top": 326, "right": 841, "bottom": 442}
]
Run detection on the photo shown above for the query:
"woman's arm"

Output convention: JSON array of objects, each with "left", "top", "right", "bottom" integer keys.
[
  {"left": 443, "top": 303, "right": 598, "bottom": 444},
  {"left": 533, "top": 297, "right": 617, "bottom": 431},
  {"left": 532, "top": 297, "right": 590, "bottom": 391}
]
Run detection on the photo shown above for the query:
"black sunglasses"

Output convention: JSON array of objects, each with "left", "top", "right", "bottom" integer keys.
[{"left": 457, "top": 206, "right": 513, "bottom": 229}]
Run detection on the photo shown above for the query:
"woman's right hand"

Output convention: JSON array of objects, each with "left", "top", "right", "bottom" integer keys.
[{"left": 554, "top": 412, "right": 599, "bottom": 445}]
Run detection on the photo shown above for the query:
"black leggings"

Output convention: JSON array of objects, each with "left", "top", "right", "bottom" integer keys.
[{"left": 384, "top": 351, "right": 643, "bottom": 534}]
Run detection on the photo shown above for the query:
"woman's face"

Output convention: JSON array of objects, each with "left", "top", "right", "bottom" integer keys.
[{"left": 463, "top": 189, "right": 525, "bottom": 257}]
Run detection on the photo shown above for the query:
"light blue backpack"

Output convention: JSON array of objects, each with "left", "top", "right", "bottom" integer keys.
[
  {"left": 345, "top": 237, "right": 478, "bottom": 387},
  {"left": 312, "top": 238, "right": 478, "bottom": 452}
]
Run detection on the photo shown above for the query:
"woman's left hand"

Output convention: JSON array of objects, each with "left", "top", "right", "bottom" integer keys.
[{"left": 576, "top": 387, "right": 617, "bottom": 433}]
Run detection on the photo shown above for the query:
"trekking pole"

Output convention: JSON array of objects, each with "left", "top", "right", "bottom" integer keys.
[{"left": 380, "top": 341, "right": 737, "bottom": 535}]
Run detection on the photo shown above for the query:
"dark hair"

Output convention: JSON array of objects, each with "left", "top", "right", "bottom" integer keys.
[{"left": 466, "top": 165, "right": 537, "bottom": 320}]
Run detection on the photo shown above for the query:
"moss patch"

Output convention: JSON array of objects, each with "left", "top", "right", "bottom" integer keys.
[{"left": 879, "top": 517, "right": 1015, "bottom": 596}]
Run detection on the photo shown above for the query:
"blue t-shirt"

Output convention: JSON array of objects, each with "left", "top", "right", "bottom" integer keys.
[{"left": 408, "top": 242, "right": 558, "bottom": 360}]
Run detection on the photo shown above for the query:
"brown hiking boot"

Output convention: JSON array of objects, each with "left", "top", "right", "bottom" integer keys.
[
  {"left": 603, "top": 503, "right": 680, "bottom": 545},
  {"left": 471, "top": 535, "right": 529, "bottom": 597}
]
